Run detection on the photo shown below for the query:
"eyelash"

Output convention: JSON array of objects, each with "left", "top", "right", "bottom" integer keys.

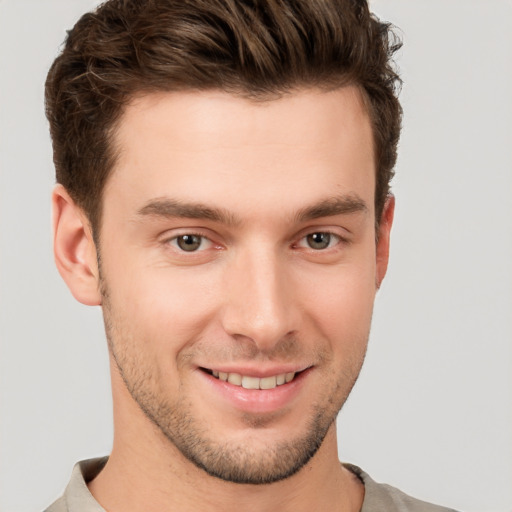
[
  {"left": 295, "top": 232, "right": 343, "bottom": 251},
  {"left": 165, "top": 230, "right": 346, "bottom": 253},
  {"left": 166, "top": 233, "right": 215, "bottom": 253}
]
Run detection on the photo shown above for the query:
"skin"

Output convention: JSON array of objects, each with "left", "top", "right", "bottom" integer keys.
[{"left": 53, "top": 86, "right": 394, "bottom": 512}]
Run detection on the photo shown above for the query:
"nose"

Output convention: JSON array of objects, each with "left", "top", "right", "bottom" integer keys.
[{"left": 220, "top": 246, "right": 299, "bottom": 353}]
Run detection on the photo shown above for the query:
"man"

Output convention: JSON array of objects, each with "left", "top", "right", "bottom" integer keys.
[{"left": 44, "top": 1, "right": 457, "bottom": 510}]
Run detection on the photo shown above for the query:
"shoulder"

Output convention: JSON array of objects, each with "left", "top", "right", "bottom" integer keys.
[
  {"left": 44, "top": 458, "right": 107, "bottom": 512},
  {"left": 45, "top": 495, "right": 67, "bottom": 512},
  {"left": 344, "top": 464, "right": 460, "bottom": 512}
]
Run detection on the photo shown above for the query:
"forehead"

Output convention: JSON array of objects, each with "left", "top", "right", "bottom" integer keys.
[{"left": 106, "top": 87, "right": 375, "bottom": 219}]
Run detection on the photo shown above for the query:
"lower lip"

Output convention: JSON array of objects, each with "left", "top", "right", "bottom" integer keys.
[{"left": 197, "top": 369, "right": 311, "bottom": 414}]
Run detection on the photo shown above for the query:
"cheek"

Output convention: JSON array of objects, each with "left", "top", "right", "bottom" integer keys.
[
  {"left": 106, "top": 263, "right": 223, "bottom": 351},
  {"left": 299, "top": 260, "right": 377, "bottom": 342}
]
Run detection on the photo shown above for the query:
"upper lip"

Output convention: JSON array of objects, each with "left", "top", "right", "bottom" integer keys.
[{"left": 198, "top": 364, "right": 312, "bottom": 378}]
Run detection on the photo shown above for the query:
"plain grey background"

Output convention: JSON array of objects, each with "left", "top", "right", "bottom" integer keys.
[{"left": 1, "top": 1, "right": 511, "bottom": 511}]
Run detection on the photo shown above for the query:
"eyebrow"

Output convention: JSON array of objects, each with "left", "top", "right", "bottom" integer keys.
[
  {"left": 136, "top": 193, "right": 368, "bottom": 226},
  {"left": 294, "top": 194, "right": 368, "bottom": 222},
  {"left": 137, "top": 198, "right": 241, "bottom": 226}
]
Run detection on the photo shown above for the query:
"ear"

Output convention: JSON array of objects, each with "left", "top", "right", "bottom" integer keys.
[
  {"left": 52, "top": 184, "right": 102, "bottom": 305},
  {"left": 375, "top": 195, "right": 395, "bottom": 289}
]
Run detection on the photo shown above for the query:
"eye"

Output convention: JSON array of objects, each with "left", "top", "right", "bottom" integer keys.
[
  {"left": 301, "top": 232, "right": 340, "bottom": 250},
  {"left": 170, "top": 234, "right": 211, "bottom": 252}
]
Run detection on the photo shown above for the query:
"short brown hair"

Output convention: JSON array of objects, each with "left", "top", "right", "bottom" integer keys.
[{"left": 45, "top": 0, "right": 402, "bottom": 235}]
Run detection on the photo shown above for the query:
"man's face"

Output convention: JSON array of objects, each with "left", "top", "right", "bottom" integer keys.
[{"left": 97, "top": 87, "right": 388, "bottom": 483}]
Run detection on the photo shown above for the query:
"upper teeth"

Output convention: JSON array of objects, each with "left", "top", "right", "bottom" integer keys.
[{"left": 212, "top": 371, "right": 295, "bottom": 389}]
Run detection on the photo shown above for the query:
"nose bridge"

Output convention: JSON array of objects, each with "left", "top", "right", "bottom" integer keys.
[{"left": 222, "top": 243, "right": 297, "bottom": 350}]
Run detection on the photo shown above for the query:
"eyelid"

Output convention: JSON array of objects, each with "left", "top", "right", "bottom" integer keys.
[
  {"left": 160, "top": 229, "right": 221, "bottom": 252},
  {"left": 293, "top": 226, "right": 350, "bottom": 248},
  {"left": 169, "top": 234, "right": 213, "bottom": 252},
  {"left": 295, "top": 231, "right": 342, "bottom": 250}
]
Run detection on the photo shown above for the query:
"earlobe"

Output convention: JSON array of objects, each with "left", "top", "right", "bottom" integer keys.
[
  {"left": 52, "top": 184, "right": 102, "bottom": 306},
  {"left": 375, "top": 195, "right": 395, "bottom": 289}
]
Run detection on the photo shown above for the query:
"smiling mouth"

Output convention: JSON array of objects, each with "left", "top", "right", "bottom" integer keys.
[{"left": 201, "top": 368, "right": 301, "bottom": 390}]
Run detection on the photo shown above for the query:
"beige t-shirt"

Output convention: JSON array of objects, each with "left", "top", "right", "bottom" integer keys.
[{"left": 45, "top": 458, "right": 459, "bottom": 512}]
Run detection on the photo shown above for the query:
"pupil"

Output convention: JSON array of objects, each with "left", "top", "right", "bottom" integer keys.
[
  {"left": 177, "top": 235, "right": 201, "bottom": 251},
  {"left": 307, "top": 232, "right": 330, "bottom": 250}
]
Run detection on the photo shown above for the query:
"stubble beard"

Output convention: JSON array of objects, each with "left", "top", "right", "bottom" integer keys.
[{"left": 101, "top": 282, "right": 367, "bottom": 485}]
